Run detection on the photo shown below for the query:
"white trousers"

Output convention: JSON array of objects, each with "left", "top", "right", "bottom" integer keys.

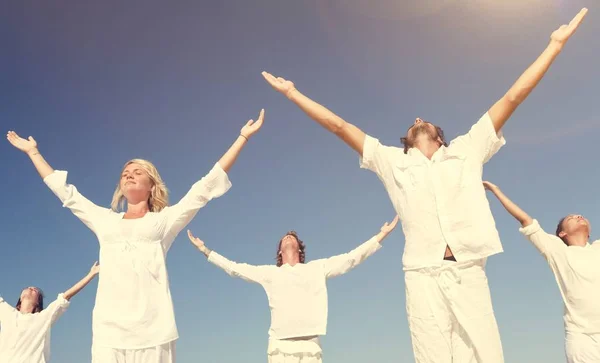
[
  {"left": 566, "top": 331, "right": 600, "bottom": 363},
  {"left": 267, "top": 337, "right": 322, "bottom": 363},
  {"left": 91, "top": 341, "right": 175, "bottom": 363},
  {"left": 405, "top": 259, "right": 504, "bottom": 363}
]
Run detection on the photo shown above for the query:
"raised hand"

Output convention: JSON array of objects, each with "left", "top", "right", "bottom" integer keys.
[
  {"left": 187, "top": 229, "right": 205, "bottom": 249},
  {"left": 240, "top": 109, "right": 265, "bottom": 139},
  {"left": 482, "top": 181, "right": 498, "bottom": 191},
  {"left": 262, "top": 72, "right": 296, "bottom": 98},
  {"left": 550, "top": 8, "right": 588, "bottom": 46},
  {"left": 380, "top": 215, "right": 400, "bottom": 236},
  {"left": 89, "top": 261, "right": 100, "bottom": 276},
  {"left": 6, "top": 131, "right": 38, "bottom": 154}
]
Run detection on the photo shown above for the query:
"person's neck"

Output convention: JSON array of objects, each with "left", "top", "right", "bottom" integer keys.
[
  {"left": 125, "top": 200, "right": 150, "bottom": 218},
  {"left": 19, "top": 300, "right": 37, "bottom": 314},
  {"left": 281, "top": 251, "right": 300, "bottom": 266},
  {"left": 567, "top": 233, "right": 589, "bottom": 247},
  {"left": 414, "top": 137, "right": 441, "bottom": 160}
]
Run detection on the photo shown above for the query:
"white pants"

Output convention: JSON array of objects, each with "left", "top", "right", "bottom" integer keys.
[
  {"left": 566, "top": 331, "right": 600, "bottom": 363},
  {"left": 405, "top": 259, "right": 504, "bottom": 363},
  {"left": 92, "top": 341, "right": 175, "bottom": 363},
  {"left": 267, "top": 337, "right": 322, "bottom": 363}
]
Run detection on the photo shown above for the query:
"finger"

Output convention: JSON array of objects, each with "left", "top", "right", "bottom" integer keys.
[
  {"left": 187, "top": 229, "right": 195, "bottom": 241},
  {"left": 257, "top": 108, "right": 265, "bottom": 121},
  {"left": 277, "top": 77, "right": 285, "bottom": 83},
  {"left": 29, "top": 136, "right": 36, "bottom": 143},
  {"left": 262, "top": 72, "right": 277, "bottom": 84},
  {"left": 568, "top": 8, "right": 588, "bottom": 29},
  {"left": 246, "top": 119, "right": 254, "bottom": 127}
]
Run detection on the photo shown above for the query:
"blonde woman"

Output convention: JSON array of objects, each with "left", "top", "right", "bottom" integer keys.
[{"left": 6, "top": 109, "right": 264, "bottom": 363}]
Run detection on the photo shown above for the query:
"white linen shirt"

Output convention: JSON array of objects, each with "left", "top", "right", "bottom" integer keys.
[
  {"left": 360, "top": 113, "right": 505, "bottom": 270},
  {"left": 43, "top": 163, "right": 231, "bottom": 349},
  {"left": 520, "top": 220, "right": 600, "bottom": 334},
  {"left": 0, "top": 294, "right": 70, "bottom": 363},
  {"left": 208, "top": 236, "right": 382, "bottom": 340}
]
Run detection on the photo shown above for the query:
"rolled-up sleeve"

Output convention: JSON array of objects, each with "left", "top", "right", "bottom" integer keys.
[
  {"left": 44, "top": 170, "right": 111, "bottom": 234},
  {"left": 208, "top": 252, "right": 269, "bottom": 285},
  {"left": 519, "top": 219, "right": 564, "bottom": 258},
  {"left": 321, "top": 236, "right": 382, "bottom": 279},
  {"left": 161, "top": 163, "right": 232, "bottom": 249},
  {"left": 454, "top": 113, "right": 506, "bottom": 164},
  {"left": 46, "top": 293, "right": 70, "bottom": 325}
]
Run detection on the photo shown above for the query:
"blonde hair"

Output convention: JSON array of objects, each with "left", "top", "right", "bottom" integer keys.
[{"left": 111, "top": 159, "right": 169, "bottom": 212}]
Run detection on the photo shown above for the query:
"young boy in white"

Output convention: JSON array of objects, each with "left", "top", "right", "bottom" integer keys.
[
  {"left": 187, "top": 216, "right": 398, "bottom": 362},
  {"left": 484, "top": 181, "right": 600, "bottom": 363},
  {"left": 6, "top": 109, "right": 264, "bottom": 363},
  {"left": 261, "top": 8, "right": 588, "bottom": 362},
  {"left": 0, "top": 262, "right": 99, "bottom": 363}
]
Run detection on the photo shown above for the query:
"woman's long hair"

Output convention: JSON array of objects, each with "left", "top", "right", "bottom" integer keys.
[{"left": 16, "top": 288, "right": 44, "bottom": 313}]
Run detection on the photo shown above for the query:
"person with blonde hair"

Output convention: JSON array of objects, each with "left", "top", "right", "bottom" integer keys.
[
  {"left": 6, "top": 109, "right": 265, "bottom": 363},
  {"left": 187, "top": 215, "right": 399, "bottom": 362},
  {"left": 0, "top": 262, "right": 99, "bottom": 363}
]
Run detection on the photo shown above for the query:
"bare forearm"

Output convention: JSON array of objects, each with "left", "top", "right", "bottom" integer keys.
[
  {"left": 506, "top": 42, "right": 562, "bottom": 104},
  {"left": 288, "top": 89, "right": 365, "bottom": 154},
  {"left": 63, "top": 271, "right": 97, "bottom": 301},
  {"left": 489, "top": 187, "right": 533, "bottom": 227},
  {"left": 217, "top": 135, "right": 247, "bottom": 173},
  {"left": 27, "top": 148, "right": 55, "bottom": 179}
]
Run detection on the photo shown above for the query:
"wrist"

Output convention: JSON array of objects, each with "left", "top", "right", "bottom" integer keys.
[
  {"left": 286, "top": 87, "right": 298, "bottom": 100},
  {"left": 27, "top": 148, "right": 40, "bottom": 157},
  {"left": 239, "top": 134, "right": 249, "bottom": 142},
  {"left": 547, "top": 40, "right": 564, "bottom": 53}
]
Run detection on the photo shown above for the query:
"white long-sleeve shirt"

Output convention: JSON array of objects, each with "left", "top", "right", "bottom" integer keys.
[
  {"left": 360, "top": 113, "right": 505, "bottom": 270},
  {"left": 43, "top": 163, "right": 231, "bottom": 349},
  {"left": 520, "top": 219, "right": 600, "bottom": 334},
  {"left": 208, "top": 236, "right": 382, "bottom": 340},
  {"left": 0, "top": 294, "right": 69, "bottom": 363}
]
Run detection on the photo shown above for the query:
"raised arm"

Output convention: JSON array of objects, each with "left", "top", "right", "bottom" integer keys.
[
  {"left": 63, "top": 262, "right": 100, "bottom": 301},
  {"left": 262, "top": 72, "right": 366, "bottom": 156},
  {"left": 487, "top": 8, "right": 588, "bottom": 132},
  {"left": 483, "top": 181, "right": 533, "bottom": 227},
  {"left": 323, "top": 216, "right": 398, "bottom": 278},
  {"left": 188, "top": 230, "right": 268, "bottom": 284},
  {"left": 219, "top": 109, "right": 264, "bottom": 173},
  {"left": 7, "top": 131, "right": 54, "bottom": 179}
]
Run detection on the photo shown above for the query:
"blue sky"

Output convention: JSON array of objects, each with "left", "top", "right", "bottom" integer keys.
[{"left": 1, "top": 1, "right": 599, "bottom": 362}]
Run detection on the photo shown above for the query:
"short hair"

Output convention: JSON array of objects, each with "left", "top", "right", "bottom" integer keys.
[{"left": 276, "top": 231, "right": 306, "bottom": 267}]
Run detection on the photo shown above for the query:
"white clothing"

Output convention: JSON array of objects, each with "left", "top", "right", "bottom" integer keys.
[
  {"left": 519, "top": 220, "right": 600, "bottom": 334},
  {"left": 92, "top": 341, "right": 175, "bottom": 363},
  {"left": 360, "top": 112, "right": 505, "bottom": 270},
  {"left": 405, "top": 259, "right": 504, "bottom": 363},
  {"left": 208, "top": 236, "right": 382, "bottom": 339},
  {"left": 566, "top": 331, "right": 600, "bottom": 363},
  {"left": 43, "top": 163, "right": 231, "bottom": 349},
  {"left": 268, "top": 337, "right": 322, "bottom": 363},
  {"left": 0, "top": 294, "right": 70, "bottom": 363}
]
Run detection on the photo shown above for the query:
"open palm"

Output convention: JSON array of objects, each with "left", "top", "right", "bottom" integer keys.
[
  {"left": 89, "top": 261, "right": 100, "bottom": 275},
  {"left": 240, "top": 109, "right": 265, "bottom": 138},
  {"left": 551, "top": 8, "right": 587, "bottom": 45},
  {"left": 262, "top": 72, "right": 295, "bottom": 96},
  {"left": 380, "top": 215, "right": 400, "bottom": 235},
  {"left": 187, "top": 230, "right": 205, "bottom": 249},
  {"left": 6, "top": 131, "right": 38, "bottom": 154}
]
